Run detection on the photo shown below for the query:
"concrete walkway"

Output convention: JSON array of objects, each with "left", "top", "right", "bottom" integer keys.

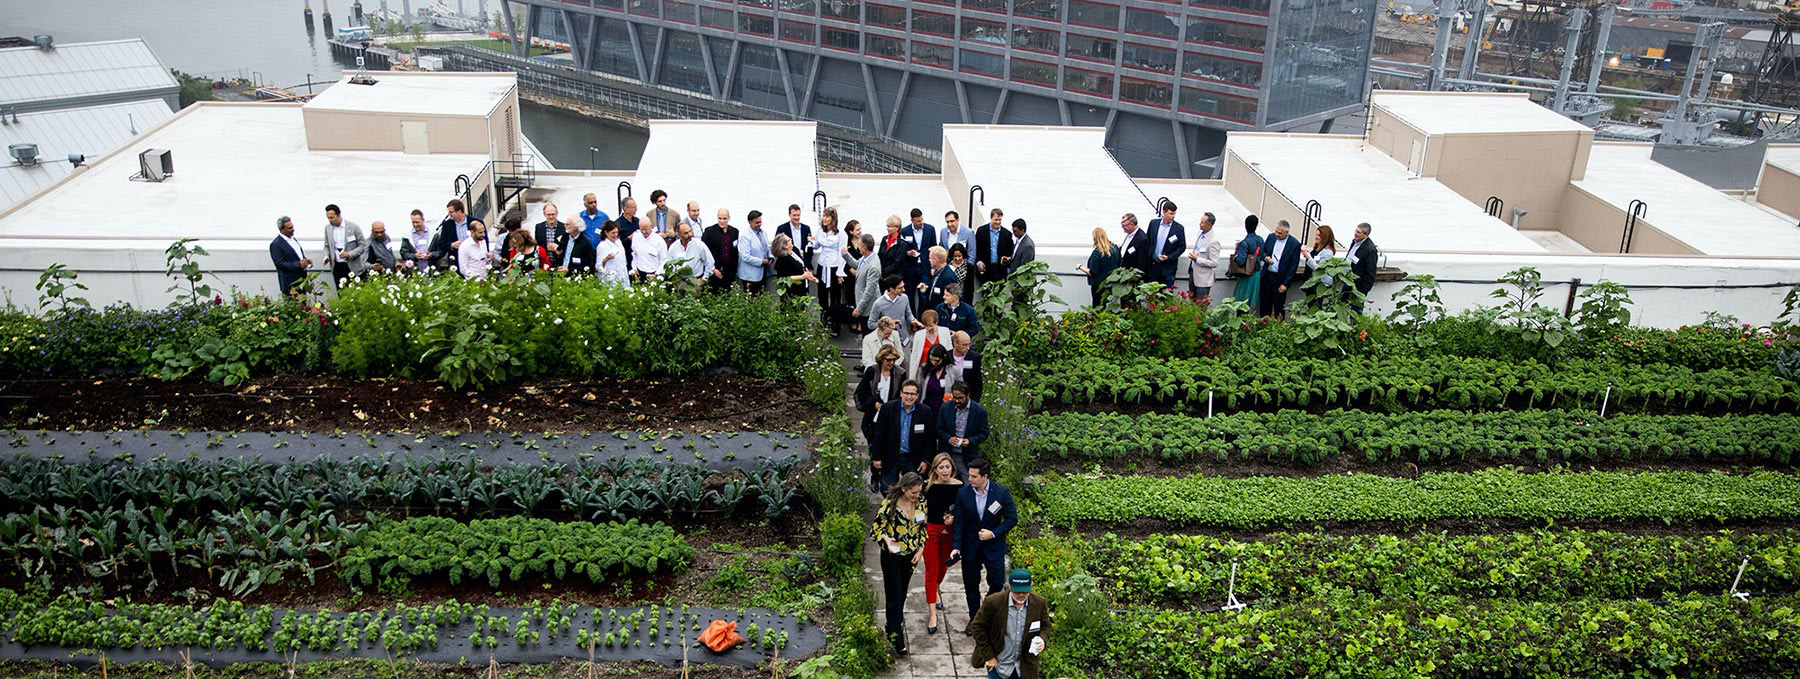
[{"left": 834, "top": 334, "right": 969, "bottom": 679}]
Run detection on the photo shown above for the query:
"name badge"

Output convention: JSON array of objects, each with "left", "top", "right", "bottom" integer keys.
[
  {"left": 1168, "top": 235, "right": 1178, "bottom": 243},
  {"left": 913, "top": 424, "right": 925, "bottom": 433},
  {"left": 949, "top": 313, "right": 958, "bottom": 321},
  {"left": 932, "top": 287, "right": 941, "bottom": 294},
  {"left": 987, "top": 500, "right": 1001, "bottom": 514},
  {"left": 902, "top": 237, "right": 914, "bottom": 243},
  {"left": 1028, "top": 621, "right": 1042, "bottom": 633},
  {"left": 1125, "top": 246, "right": 1136, "bottom": 254}
]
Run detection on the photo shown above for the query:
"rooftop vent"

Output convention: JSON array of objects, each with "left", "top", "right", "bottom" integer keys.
[
  {"left": 33, "top": 35, "right": 53, "bottom": 50},
  {"left": 8, "top": 143, "right": 39, "bottom": 167},
  {"left": 131, "top": 148, "right": 174, "bottom": 183}
]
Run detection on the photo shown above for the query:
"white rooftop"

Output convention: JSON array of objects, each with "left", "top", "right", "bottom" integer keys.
[
  {"left": 943, "top": 125, "right": 1155, "bottom": 250},
  {"left": 1766, "top": 144, "right": 1800, "bottom": 177},
  {"left": 304, "top": 72, "right": 516, "bottom": 117},
  {"left": 1135, "top": 179, "right": 1254, "bottom": 252},
  {"left": 1225, "top": 133, "right": 1548, "bottom": 253},
  {"left": 0, "top": 98, "right": 175, "bottom": 209},
  {"left": 817, "top": 173, "right": 955, "bottom": 233},
  {"left": 1373, "top": 91, "right": 1594, "bottom": 136},
  {"left": 633, "top": 120, "right": 819, "bottom": 223},
  {"left": 0, "top": 104, "right": 488, "bottom": 253},
  {"left": 1575, "top": 143, "right": 1800, "bottom": 257},
  {"left": 0, "top": 39, "right": 179, "bottom": 110}
]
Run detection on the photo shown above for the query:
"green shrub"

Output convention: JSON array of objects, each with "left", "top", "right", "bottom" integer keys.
[
  {"left": 805, "top": 415, "right": 868, "bottom": 517},
  {"left": 827, "top": 575, "right": 890, "bottom": 678},
  {"left": 339, "top": 517, "right": 693, "bottom": 588},
  {"left": 819, "top": 513, "right": 865, "bottom": 579}
]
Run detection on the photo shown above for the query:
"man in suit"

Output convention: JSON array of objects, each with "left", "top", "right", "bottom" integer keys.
[
  {"left": 873, "top": 380, "right": 936, "bottom": 489},
  {"left": 737, "top": 210, "right": 773, "bottom": 294},
  {"left": 936, "top": 383, "right": 989, "bottom": 478},
  {"left": 552, "top": 217, "right": 597, "bottom": 275},
  {"left": 1185, "top": 211, "right": 1221, "bottom": 301},
  {"left": 429, "top": 198, "right": 484, "bottom": 273},
  {"left": 1258, "top": 219, "right": 1303, "bottom": 318},
  {"left": 776, "top": 203, "right": 815, "bottom": 269},
  {"left": 1118, "top": 213, "right": 1151, "bottom": 279},
  {"left": 972, "top": 209, "right": 1014, "bottom": 304},
  {"left": 270, "top": 215, "right": 313, "bottom": 296},
  {"left": 917, "top": 246, "right": 959, "bottom": 312},
  {"left": 1008, "top": 219, "right": 1036, "bottom": 276},
  {"left": 934, "top": 285, "right": 980, "bottom": 337},
  {"left": 1146, "top": 200, "right": 1186, "bottom": 288},
  {"left": 532, "top": 203, "right": 565, "bottom": 263},
  {"left": 322, "top": 204, "right": 369, "bottom": 288},
  {"left": 904, "top": 208, "right": 937, "bottom": 311},
  {"left": 950, "top": 458, "right": 1017, "bottom": 632},
  {"left": 940, "top": 210, "right": 972, "bottom": 261},
  {"left": 647, "top": 189, "right": 674, "bottom": 236},
  {"left": 970, "top": 568, "right": 1051, "bottom": 679},
  {"left": 1346, "top": 221, "right": 1379, "bottom": 314},
  {"left": 701, "top": 208, "right": 740, "bottom": 292},
  {"left": 949, "top": 331, "right": 983, "bottom": 401}
]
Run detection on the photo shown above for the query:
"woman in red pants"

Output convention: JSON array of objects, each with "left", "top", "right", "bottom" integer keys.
[{"left": 921, "top": 452, "right": 964, "bottom": 634}]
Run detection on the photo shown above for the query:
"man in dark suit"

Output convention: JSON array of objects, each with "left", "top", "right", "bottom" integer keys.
[
  {"left": 873, "top": 380, "right": 936, "bottom": 490},
  {"left": 917, "top": 247, "right": 960, "bottom": 312},
  {"left": 701, "top": 209, "right": 740, "bottom": 292},
  {"left": 949, "top": 331, "right": 983, "bottom": 401},
  {"left": 1258, "top": 219, "right": 1303, "bottom": 318},
  {"left": 1346, "top": 221, "right": 1379, "bottom": 314},
  {"left": 949, "top": 458, "right": 1017, "bottom": 632},
  {"left": 972, "top": 209, "right": 1014, "bottom": 304},
  {"left": 904, "top": 208, "right": 936, "bottom": 311},
  {"left": 551, "top": 217, "right": 597, "bottom": 275},
  {"left": 533, "top": 203, "right": 566, "bottom": 263},
  {"left": 1008, "top": 219, "right": 1036, "bottom": 275},
  {"left": 429, "top": 198, "right": 483, "bottom": 272},
  {"left": 1118, "top": 213, "right": 1152, "bottom": 279},
  {"left": 776, "top": 203, "right": 815, "bottom": 269},
  {"left": 269, "top": 215, "right": 313, "bottom": 296},
  {"left": 936, "top": 383, "right": 989, "bottom": 478},
  {"left": 1145, "top": 200, "right": 1186, "bottom": 287}
]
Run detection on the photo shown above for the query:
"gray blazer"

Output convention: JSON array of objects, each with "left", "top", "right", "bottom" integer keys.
[
  {"left": 324, "top": 220, "right": 371, "bottom": 274},
  {"left": 854, "top": 253, "right": 883, "bottom": 317},
  {"left": 1010, "top": 234, "right": 1036, "bottom": 276}
]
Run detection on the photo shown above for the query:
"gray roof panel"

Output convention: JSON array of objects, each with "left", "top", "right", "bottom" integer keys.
[
  {"left": 0, "top": 98, "right": 176, "bottom": 209},
  {"left": 0, "top": 39, "right": 180, "bottom": 109}
]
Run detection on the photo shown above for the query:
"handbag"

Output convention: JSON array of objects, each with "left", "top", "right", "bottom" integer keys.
[{"left": 1227, "top": 246, "right": 1259, "bottom": 279}]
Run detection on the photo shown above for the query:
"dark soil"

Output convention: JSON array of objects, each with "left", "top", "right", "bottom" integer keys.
[
  {"left": 0, "top": 376, "right": 821, "bottom": 434},
  {"left": 0, "top": 657, "right": 772, "bottom": 678},
  {"left": 1037, "top": 455, "right": 1788, "bottom": 480}
]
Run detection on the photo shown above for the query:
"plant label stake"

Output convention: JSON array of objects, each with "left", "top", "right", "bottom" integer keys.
[
  {"left": 1600, "top": 385, "right": 1612, "bottom": 418},
  {"left": 1729, "top": 555, "right": 1751, "bottom": 601},
  {"left": 1222, "top": 560, "right": 1245, "bottom": 611},
  {"left": 1207, "top": 390, "right": 1214, "bottom": 419}
]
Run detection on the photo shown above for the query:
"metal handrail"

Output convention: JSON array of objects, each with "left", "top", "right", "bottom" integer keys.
[
  {"left": 812, "top": 190, "right": 827, "bottom": 216},
  {"left": 1621, "top": 199, "right": 1648, "bottom": 253},
  {"left": 1301, "top": 199, "right": 1323, "bottom": 246},
  {"left": 968, "top": 185, "right": 985, "bottom": 226},
  {"left": 1484, "top": 196, "right": 1505, "bottom": 218},
  {"left": 616, "top": 181, "right": 633, "bottom": 214}
]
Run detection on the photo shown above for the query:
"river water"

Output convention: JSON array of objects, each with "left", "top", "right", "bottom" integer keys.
[{"left": 4, "top": 0, "right": 650, "bottom": 169}]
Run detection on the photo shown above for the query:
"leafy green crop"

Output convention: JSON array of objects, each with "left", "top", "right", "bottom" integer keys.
[
  {"left": 1029, "top": 410, "right": 1800, "bottom": 465},
  {"left": 1019, "top": 529, "right": 1800, "bottom": 606},
  {"left": 1027, "top": 355, "right": 1800, "bottom": 412},
  {"left": 1040, "top": 470, "right": 1800, "bottom": 528},
  {"left": 339, "top": 517, "right": 694, "bottom": 588}
]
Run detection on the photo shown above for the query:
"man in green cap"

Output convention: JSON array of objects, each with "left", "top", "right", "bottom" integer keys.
[{"left": 969, "top": 567, "right": 1050, "bottom": 679}]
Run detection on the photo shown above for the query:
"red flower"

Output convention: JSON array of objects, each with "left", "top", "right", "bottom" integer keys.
[{"left": 213, "top": 295, "right": 223, "bottom": 305}]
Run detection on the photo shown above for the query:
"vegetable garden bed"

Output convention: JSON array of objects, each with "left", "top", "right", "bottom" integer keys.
[
  {"left": 0, "top": 593, "right": 825, "bottom": 669},
  {"left": 0, "top": 375, "right": 820, "bottom": 434},
  {"left": 2, "top": 429, "right": 806, "bottom": 472}
]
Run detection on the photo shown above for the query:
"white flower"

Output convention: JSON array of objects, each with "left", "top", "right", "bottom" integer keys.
[{"left": 553, "top": 317, "right": 563, "bottom": 325}]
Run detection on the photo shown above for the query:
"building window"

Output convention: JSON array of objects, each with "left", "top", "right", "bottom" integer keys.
[
  {"left": 659, "top": 30, "right": 711, "bottom": 92},
  {"left": 867, "top": 33, "right": 904, "bottom": 59},
  {"left": 665, "top": 0, "right": 697, "bottom": 23},
  {"left": 913, "top": 41, "right": 953, "bottom": 69},
  {"left": 596, "top": 0, "right": 625, "bottom": 10},
  {"left": 1265, "top": 0, "right": 1372, "bottom": 123},
  {"left": 1122, "top": 43, "right": 1175, "bottom": 73},
  {"left": 1015, "top": 0, "right": 1062, "bottom": 20},
  {"left": 1188, "top": 17, "right": 1267, "bottom": 51},
  {"left": 866, "top": 3, "right": 906, "bottom": 28},
  {"left": 1120, "top": 77, "right": 1172, "bottom": 107},
  {"left": 1066, "top": 34, "right": 1115, "bottom": 63},
  {"left": 1069, "top": 0, "right": 1118, "bottom": 28},
  {"left": 1012, "top": 26, "right": 1060, "bottom": 53},
  {"left": 630, "top": 0, "right": 661, "bottom": 16},
  {"left": 964, "top": 0, "right": 1007, "bottom": 14},
  {"left": 1180, "top": 88, "right": 1257, "bottom": 122},
  {"left": 1191, "top": 0, "right": 1270, "bottom": 14},
  {"left": 1011, "top": 57, "right": 1058, "bottom": 87},
  {"left": 1064, "top": 67, "right": 1113, "bottom": 97},
  {"left": 1125, "top": 8, "right": 1179, "bottom": 38},
  {"left": 738, "top": 0, "right": 768, "bottom": 6},
  {"left": 780, "top": 20, "right": 816, "bottom": 43},
  {"left": 822, "top": 0, "right": 860, "bottom": 21},
  {"left": 739, "top": 12, "right": 774, "bottom": 35},
  {"left": 913, "top": 10, "right": 954, "bottom": 36},
  {"left": 1182, "top": 52, "right": 1261, "bottom": 86},
  {"left": 823, "top": 27, "right": 860, "bottom": 50},
  {"left": 702, "top": 6, "right": 734, "bottom": 29},
  {"left": 962, "top": 17, "right": 1006, "bottom": 44},
  {"left": 781, "top": 0, "right": 817, "bottom": 14},
  {"left": 960, "top": 48, "right": 1004, "bottom": 77}
]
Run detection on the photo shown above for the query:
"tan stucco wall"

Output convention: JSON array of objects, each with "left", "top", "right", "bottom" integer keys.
[
  {"left": 1431, "top": 130, "right": 1592, "bottom": 231},
  {"left": 486, "top": 89, "right": 521, "bottom": 160},
  {"left": 1221, "top": 150, "right": 1305, "bottom": 233},
  {"left": 1558, "top": 185, "right": 1701, "bottom": 256},
  {"left": 1366, "top": 104, "right": 1432, "bottom": 174},
  {"left": 1758, "top": 162, "right": 1800, "bottom": 218},
  {"left": 303, "top": 110, "right": 492, "bottom": 154}
]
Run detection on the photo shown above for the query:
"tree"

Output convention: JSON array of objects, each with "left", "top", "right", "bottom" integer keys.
[{"left": 170, "top": 69, "right": 215, "bottom": 109}]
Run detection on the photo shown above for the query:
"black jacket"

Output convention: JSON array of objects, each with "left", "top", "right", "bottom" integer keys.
[
  {"left": 950, "top": 349, "right": 984, "bottom": 402},
  {"left": 973, "top": 225, "right": 1014, "bottom": 275},
  {"left": 553, "top": 231, "right": 598, "bottom": 274},
  {"left": 1119, "top": 229, "right": 1153, "bottom": 277},
  {"left": 701, "top": 224, "right": 739, "bottom": 282},
  {"left": 873, "top": 400, "right": 937, "bottom": 473},
  {"left": 1347, "top": 238, "right": 1379, "bottom": 294},
  {"left": 855, "top": 365, "right": 904, "bottom": 430}
]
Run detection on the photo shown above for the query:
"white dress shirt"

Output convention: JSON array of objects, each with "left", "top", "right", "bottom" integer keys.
[
  {"left": 814, "top": 229, "right": 847, "bottom": 287},
  {"left": 630, "top": 229, "right": 668, "bottom": 275},
  {"left": 666, "top": 238, "right": 713, "bottom": 278},
  {"left": 597, "top": 237, "right": 630, "bottom": 285},
  {"left": 1267, "top": 237, "right": 1289, "bottom": 272},
  {"left": 457, "top": 238, "right": 493, "bottom": 278}
]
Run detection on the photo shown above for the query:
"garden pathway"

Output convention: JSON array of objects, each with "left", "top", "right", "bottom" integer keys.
[{"left": 834, "top": 335, "right": 968, "bottom": 679}]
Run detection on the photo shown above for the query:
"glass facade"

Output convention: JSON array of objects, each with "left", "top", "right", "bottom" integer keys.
[
  {"left": 1265, "top": 0, "right": 1372, "bottom": 123},
  {"left": 1122, "top": 43, "right": 1176, "bottom": 74}
]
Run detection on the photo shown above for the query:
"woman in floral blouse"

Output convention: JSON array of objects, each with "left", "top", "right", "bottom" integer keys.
[{"left": 870, "top": 471, "right": 927, "bottom": 655}]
